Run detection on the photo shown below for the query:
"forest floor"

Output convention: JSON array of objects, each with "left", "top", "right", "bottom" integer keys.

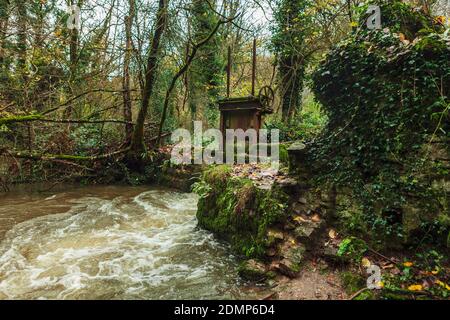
[{"left": 273, "top": 260, "right": 347, "bottom": 300}]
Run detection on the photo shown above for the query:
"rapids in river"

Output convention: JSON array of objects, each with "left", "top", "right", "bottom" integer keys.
[{"left": 0, "top": 185, "right": 259, "bottom": 299}]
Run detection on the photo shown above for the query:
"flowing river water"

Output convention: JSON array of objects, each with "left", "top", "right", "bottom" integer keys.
[{"left": 0, "top": 185, "right": 264, "bottom": 300}]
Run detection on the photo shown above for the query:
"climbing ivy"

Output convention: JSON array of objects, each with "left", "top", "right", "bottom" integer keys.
[{"left": 310, "top": 1, "right": 449, "bottom": 244}]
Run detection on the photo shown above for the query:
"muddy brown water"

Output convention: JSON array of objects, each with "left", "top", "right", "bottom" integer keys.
[{"left": 0, "top": 184, "right": 262, "bottom": 299}]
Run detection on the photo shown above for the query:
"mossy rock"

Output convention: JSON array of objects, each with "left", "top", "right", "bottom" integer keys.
[
  {"left": 322, "top": 246, "right": 350, "bottom": 264},
  {"left": 265, "top": 228, "right": 284, "bottom": 247},
  {"left": 277, "top": 259, "right": 301, "bottom": 278},
  {"left": 265, "top": 271, "right": 277, "bottom": 280},
  {"left": 284, "top": 245, "right": 305, "bottom": 267},
  {"left": 340, "top": 271, "right": 366, "bottom": 295},
  {"left": 293, "top": 220, "right": 324, "bottom": 243},
  {"left": 195, "top": 165, "right": 289, "bottom": 258},
  {"left": 238, "top": 259, "right": 267, "bottom": 281}
]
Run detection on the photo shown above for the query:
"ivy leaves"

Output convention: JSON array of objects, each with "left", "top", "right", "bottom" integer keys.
[{"left": 310, "top": 1, "right": 450, "bottom": 241}]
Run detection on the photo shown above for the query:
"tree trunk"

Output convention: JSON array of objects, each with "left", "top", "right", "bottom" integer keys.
[
  {"left": 0, "top": 0, "right": 9, "bottom": 69},
  {"left": 127, "top": 0, "right": 168, "bottom": 169},
  {"left": 16, "top": 0, "right": 27, "bottom": 80},
  {"left": 156, "top": 16, "right": 230, "bottom": 146},
  {"left": 122, "top": 0, "right": 135, "bottom": 141},
  {"left": 66, "top": 0, "right": 82, "bottom": 120},
  {"left": 280, "top": 55, "right": 304, "bottom": 123}
]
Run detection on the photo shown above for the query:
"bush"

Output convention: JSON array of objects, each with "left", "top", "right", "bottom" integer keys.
[{"left": 264, "top": 94, "right": 327, "bottom": 142}]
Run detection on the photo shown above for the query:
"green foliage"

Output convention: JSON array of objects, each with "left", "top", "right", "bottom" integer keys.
[
  {"left": 151, "top": 65, "right": 181, "bottom": 131},
  {"left": 381, "top": 250, "right": 449, "bottom": 299},
  {"left": 271, "top": 0, "right": 316, "bottom": 119},
  {"left": 279, "top": 143, "right": 289, "bottom": 168},
  {"left": 447, "top": 231, "right": 450, "bottom": 249},
  {"left": 354, "top": 0, "right": 439, "bottom": 38},
  {"left": 265, "top": 96, "right": 327, "bottom": 142},
  {"left": 191, "top": 179, "right": 212, "bottom": 199},
  {"left": 311, "top": 0, "right": 450, "bottom": 243},
  {"left": 70, "top": 125, "right": 104, "bottom": 155},
  {"left": 340, "top": 271, "right": 366, "bottom": 295},
  {"left": 237, "top": 260, "right": 267, "bottom": 281},
  {"left": 271, "top": 0, "right": 314, "bottom": 57},
  {"left": 337, "top": 237, "right": 368, "bottom": 262},
  {"left": 201, "top": 164, "right": 232, "bottom": 185},
  {"left": 188, "top": 0, "right": 224, "bottom": 123}
]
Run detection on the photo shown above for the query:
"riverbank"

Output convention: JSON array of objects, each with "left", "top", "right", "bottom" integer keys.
[
  {"left": 0, "top": 180, "right": 349, "bottom": 300},
  {"left": 192, "top": 162, "right": 449, "bottom": 300},
  {"left": 1, "top": 157, "right": 448, "bottom": 300}
]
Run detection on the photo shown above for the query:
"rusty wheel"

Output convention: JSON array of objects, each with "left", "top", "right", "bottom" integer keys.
[{"left": 258, "top": 86, "right": 274, "bottom": 110}]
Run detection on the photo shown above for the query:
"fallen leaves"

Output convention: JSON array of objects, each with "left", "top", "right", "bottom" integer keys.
[
  {"left": 293, "top": 215, "right": 307, "bottom": 223},
  {"left": 435, "top": 280, "right": 450, "bottom": 291},
  {"left": 328, "top": 229, "right": 337, "bottom": 239},
  {"left": 434, "top": 15, "right": 446, "bottom": 25},
  {"left": 267, "top": 229, "right": 284, "bottom": 240},
  {"left": 381, "top": 263, "right": 395, "bottom": 270},
  {"left": 398, "top": 32, "right": 410, "bottom": 45},
  {"left": 361, "top": 257, "right": 371, "bottom": 268},
  {"left": 403, "top": 261, "right": 413, "bottom": 267},
  {"left": 407, "top": 284, "right": 423, "bottom": 291},
  {"left": 230, "top": 164, "right": 284, "bottom": 189}
]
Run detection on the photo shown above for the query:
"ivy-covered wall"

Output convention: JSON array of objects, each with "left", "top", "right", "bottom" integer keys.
[{"left": 310, "top": 1, "right": 449, "bottom": 245}]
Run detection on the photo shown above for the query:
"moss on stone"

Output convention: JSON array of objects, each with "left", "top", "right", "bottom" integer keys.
[
  {"left": 279, "top": 143, "right": 289, "bottom": 168},
  {"left": 203, "top": 164, "right": 232, "bottom": 186},
  {"left": 340, "top": 271, "right": 365, "bottom": 295},
  {"left": 311, "top": 0, "right": 450, "bottom": 247},
  {"left": 195, "top": 165, "right": 289, "bottom": 258},
  {"left": 237, "top": 259, "right": 267, "bottom": 281}
]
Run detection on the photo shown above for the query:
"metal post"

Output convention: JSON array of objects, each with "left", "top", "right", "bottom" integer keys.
[
  {"left": 227, "top": 46, "right": 231, "bottom": 98},
  {"left": 251, "top": 38, "right": 256, "bottom": 97}
]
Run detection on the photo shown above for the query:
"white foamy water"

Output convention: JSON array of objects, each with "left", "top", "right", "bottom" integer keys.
[{"left": 0, "top": 187, "right": 248, "bottom": 300}]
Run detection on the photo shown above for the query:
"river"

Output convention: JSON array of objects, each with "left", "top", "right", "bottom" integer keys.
[{"left": 0, "top": 185, "right": 261, "bottom": 300}]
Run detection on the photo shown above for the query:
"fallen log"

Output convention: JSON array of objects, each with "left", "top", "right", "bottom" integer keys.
[
  {"left": 0, "top": 114, "right": 143, "bottom": 126},
  {"left": 0, "top": 132, "right": 170, "bottom": 166},
  {"left": 2, "top": 148, "right": 130, "bottom": 162}
]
